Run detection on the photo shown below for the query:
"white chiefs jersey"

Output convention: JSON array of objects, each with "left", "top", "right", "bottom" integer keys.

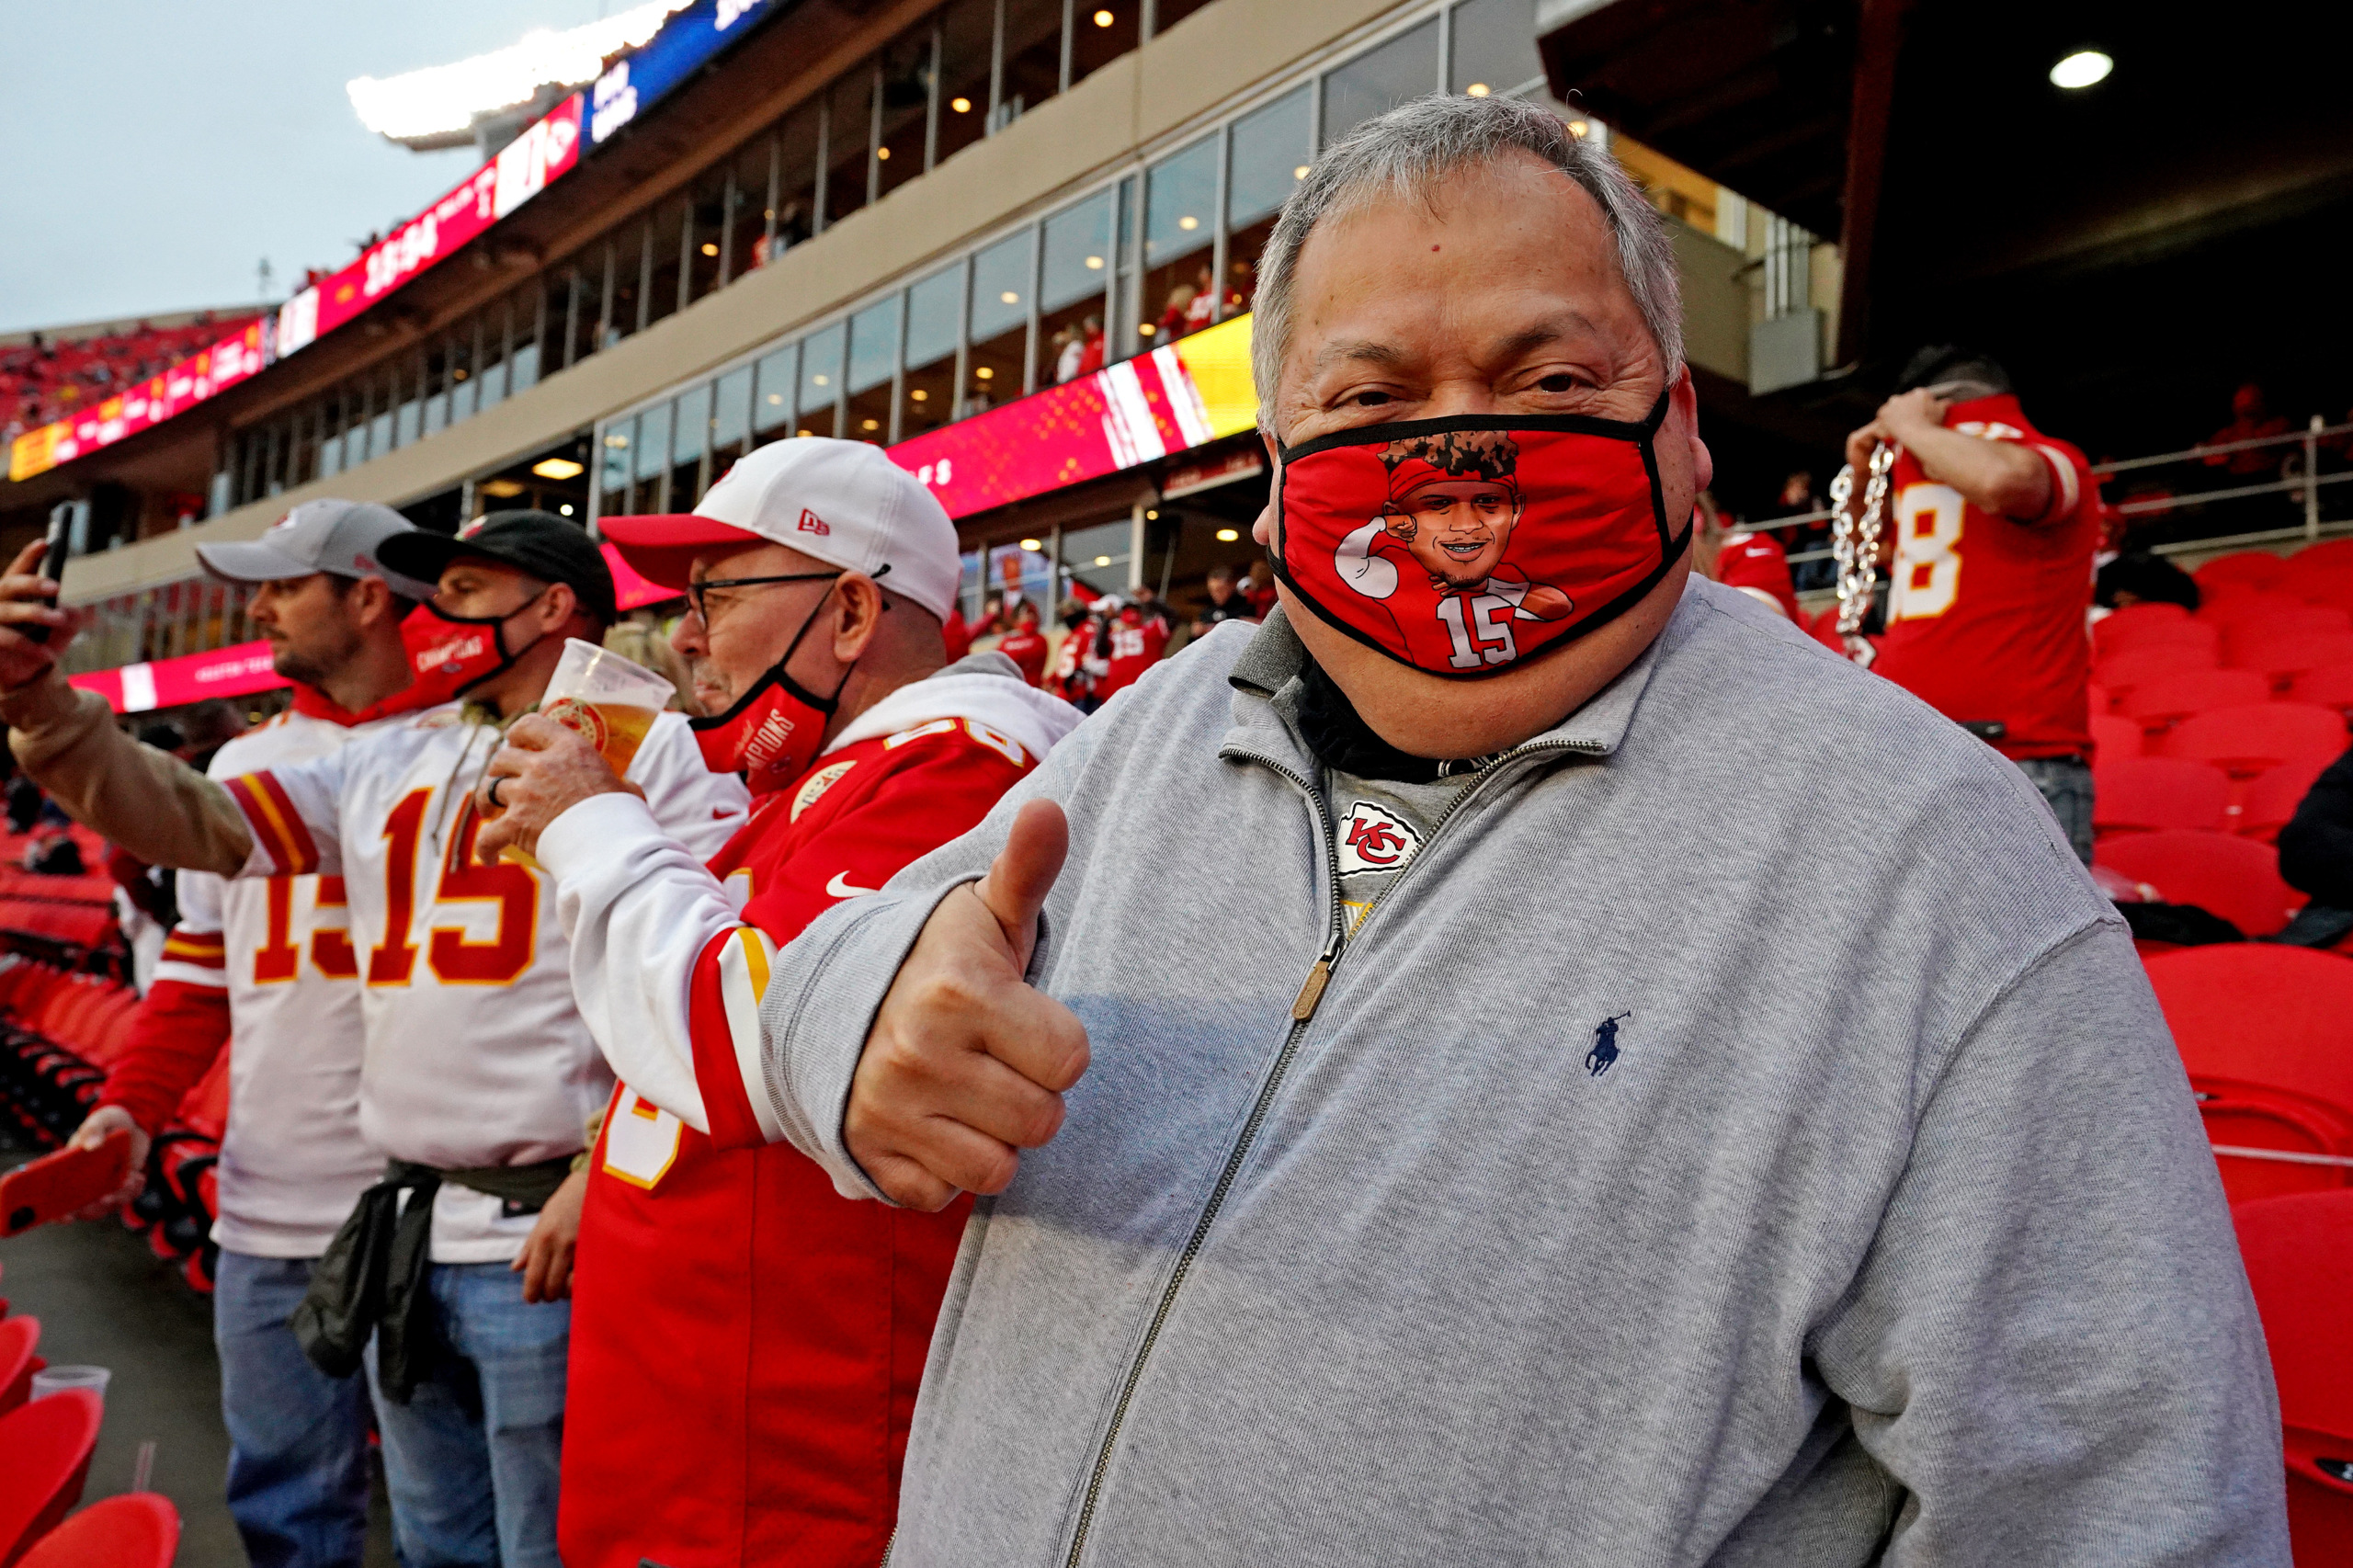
[
  {"left": 156, "top": 709, "right": 407, "bottom": 1257},
  {"left": 220, "top": 704, "right": 748, "bottom": 1261}
]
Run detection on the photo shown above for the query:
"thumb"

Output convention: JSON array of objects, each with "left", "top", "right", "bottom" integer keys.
[{"left": 971, "top": 799, "right": 1067, "bottom": 966}]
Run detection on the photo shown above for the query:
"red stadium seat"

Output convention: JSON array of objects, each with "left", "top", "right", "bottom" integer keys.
[
  {"left": 2093, "top": 642, "right": 2214, "bottom": 700},
  {"left": 2120, "top": 668, "right": 2270, "bottom": 732},
  {"left": 2198, "top": 551, "right": 2290, "bottom": 591},
  {"left": 2232, "top": 1191, "right": 2353, "bottom": 1564},
  {"left": 2292, "top": 539, "right": 2353, "bottom": 573},
  {"left": 0, "top": 1389, "right": 101, "bottom": 1563},
  {"left": 2089, "top": 712, "right": 2143, "bottom": 760},
  {"left": 2238, "top": 756, "right": 2334, "bottom": 842},
  {"left": 13, "top": 1494, "right": 179, "bottom": 1568},
  {"left": 2201, "top": 591, "right": 2311, "bottom": 631},
  {"left": 2296, "top": 569, "right": 2353, "bottom": 616},
  {"left": 0, "top": 1317, "right": 36, "bottom": 1415},
  {"left": 2159, "top": 703, "right": 2348, "bottom": 778},
  {"left": 2146, "top": 946, "right": 2353, "bottom": 1200},
  {"left": 2292, "top": 661, "right": 2353, "bottom": 716},
  {"left": 2235, "top": 632, "right": 2353, "bottom": 692},
  {"left": 2096, "top": 830, "right": 2304, "bottom": 936},
  {"left": 2092, "top": 758, "right": 2231, "bottom": 837},
  {"left": 2092, "top": 602, "right": 2200, "bottom": 659}
]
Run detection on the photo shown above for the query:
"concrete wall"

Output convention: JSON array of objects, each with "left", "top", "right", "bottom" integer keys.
[{"left": 63, "top": 0, "right": 1413, "bottom": 605}]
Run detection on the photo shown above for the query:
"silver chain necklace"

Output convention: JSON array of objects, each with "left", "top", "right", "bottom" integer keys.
[{"left": 1827, "top": 440, "right": 1895, "bottom": 667}]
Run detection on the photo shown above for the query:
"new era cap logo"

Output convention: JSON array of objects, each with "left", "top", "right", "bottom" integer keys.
[{"left": 797, "top": 508, "right": 831, "bottom": 536}]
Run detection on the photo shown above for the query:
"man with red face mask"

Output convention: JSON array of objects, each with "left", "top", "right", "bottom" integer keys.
[
  {"left": 467, "top": 437, "right": 1080, "bottom": 1568},
  {"left": 995, "top": 596, "right": 1052, "bottom": 687},
  {"left": 661, "top": 98, "right": 2278, "bottom": 1565},
  {"left": 1843, "top": 347, "right": 2102, "bottom": 862},
  {"left": 0, "top": 511, "right": 748, "bottom": 1568}
]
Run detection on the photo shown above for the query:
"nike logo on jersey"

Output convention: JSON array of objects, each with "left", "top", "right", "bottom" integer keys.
[{"left": 825, "top": 871, "right": 880, "bottom": 898}]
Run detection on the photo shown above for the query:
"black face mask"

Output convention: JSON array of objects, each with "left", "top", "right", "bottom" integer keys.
[{"left": 1292, "top": 657, "right": 1448, "bottom": 785}]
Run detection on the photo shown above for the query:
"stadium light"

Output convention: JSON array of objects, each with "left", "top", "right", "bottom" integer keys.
[
  {"left": 348, "top": 3, "right": 689, "bottom": 144},
  {"left": 2050, "top": 50, "right": 2113, "bottom": 89},
  {"left": 532, "top": 457, "right": 585, "bottom": 480}
]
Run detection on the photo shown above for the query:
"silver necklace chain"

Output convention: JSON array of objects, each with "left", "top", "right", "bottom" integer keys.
[{"left": 1827, "top": 440, "right": 1895, "bottom": 665}]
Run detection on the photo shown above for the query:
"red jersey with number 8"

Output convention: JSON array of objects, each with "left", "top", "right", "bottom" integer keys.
[{"left": 1870, "top": 393, "right": 2098, "bottom": 760}]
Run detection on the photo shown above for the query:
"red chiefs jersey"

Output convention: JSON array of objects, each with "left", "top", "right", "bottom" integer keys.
[
  {"left": 560, "top": 713, "right": 1046, "bottom": 1568},
  {"left": 1870, "top": 394, "right": 2098, "bottom": 759},
  {"left": 996, "top": 626, "right": 1050, "bottom": 687},
  {"left": 1097, "top": 616, "right": 1168, "bottom": 699},
  {"left": 1712, "top": 530, "right": 1798, "bottom": 621}
]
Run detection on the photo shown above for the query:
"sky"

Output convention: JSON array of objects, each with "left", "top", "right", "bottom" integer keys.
[{"left": 0, "top": 1, "right": 619, "bottom": 334}]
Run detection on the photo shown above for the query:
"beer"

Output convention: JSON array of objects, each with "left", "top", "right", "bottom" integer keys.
[{"left": 541, "top": 696, "right": 659, "bottom": 776}]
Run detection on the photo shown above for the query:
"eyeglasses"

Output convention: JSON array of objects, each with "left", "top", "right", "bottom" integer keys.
[
  {"left": 686, "top": 571, "right": 839, "bottom": 626},
  {"left": 686, "top": 562, "right": 892, "bottom": 626}
]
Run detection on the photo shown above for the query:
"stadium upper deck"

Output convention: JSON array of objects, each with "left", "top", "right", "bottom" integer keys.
[{"left": 9, "top": 0, "right": 2349, "bottom": 684}]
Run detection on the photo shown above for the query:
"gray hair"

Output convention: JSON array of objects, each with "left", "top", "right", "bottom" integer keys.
[{"left": 1251, "top": 94, "right": 1684, "bottom": 419}]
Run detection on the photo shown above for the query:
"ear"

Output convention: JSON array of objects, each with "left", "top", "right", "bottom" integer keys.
[
  {"left": 830, "top": 574, "right": 889, "bottom": 663},
  {"left": 538, "top": 581, "right": 587, "bottom": 636},
  {"left": 1382, "top": 509, "right": 1416, "bottom": 542}
]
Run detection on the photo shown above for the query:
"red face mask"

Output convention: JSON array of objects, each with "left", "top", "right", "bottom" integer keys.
[
  {"left": 399, "top": 593, "right": 550, "bottom": 703},
  {"left": 688, "top": 576, "right": 851, "bottom": 789},
  {"left": 1273, "top": 393, "right": 1687, "bottom": 677}
]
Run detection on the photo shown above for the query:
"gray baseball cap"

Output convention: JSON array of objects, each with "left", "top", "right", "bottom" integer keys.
[{"left": 195, "top": 499, "right": 439, "bottom": 601}]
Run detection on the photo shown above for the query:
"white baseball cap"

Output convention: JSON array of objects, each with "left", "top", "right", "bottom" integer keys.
[
  {"left": 598, "top": 438, "right": 961, "bottom": 621},
  {"left": 196, "top": 498, "right": 439, "bottom": 601}
]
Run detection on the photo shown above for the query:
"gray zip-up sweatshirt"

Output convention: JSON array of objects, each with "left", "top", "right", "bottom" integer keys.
[{"left": 759, "top": 580, "right": 2287, "bottom": 1566}]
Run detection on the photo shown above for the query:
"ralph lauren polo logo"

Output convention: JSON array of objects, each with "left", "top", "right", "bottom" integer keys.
[{"left": 1585, "top": 1012, "right": 1632, "bottom": 1077}]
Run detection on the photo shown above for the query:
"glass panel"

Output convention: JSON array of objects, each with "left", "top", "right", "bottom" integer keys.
[
  {"left": 847, "top": 298, "right": 899, "bottom": 441},
  {"left": 671, "top": 383, "right": 710, "bottom": 504},
  {"left": 724, "top": 138, "right": 769, "bottom": 282},
  {"left": 968, "top": 229, "right": 1032, "bottom": 412},
  {"left": 712, "top": 365, "right": 754, "bottom": 455},
  {"left": 1152, "top": 0, "right": 1217, "bottom": 34},
  {"left": 773, "top": 106, "right": 821, "bottom": 252},
  {"left": 903, "top": 263, "right": 961, "bottom": 439},
  {"left": 878, "top": 23, "right": 932, "bottom": 198},
  {"left": 645, "top": 199, "right": 688, "bottom": 328},
  {"left": 825, "top": 71, "right": 873, "bottom": 227},
  {"left": 1142, "top": 136, "right": 1217, "bottom": 345},
  {"left": 600, "top": 415, "right": 637, "bottom": 511},
  {"left": 612, "top": 218, "right": 648, "bottom": 335},
  {"left": 754, "top": 343, "right": 798, "bottom": 436},
  {"left": 478, "top": 303, "right": 511, "bottom": 412},
  {"left": 448, "top": 329, "right": 478, "bottom": 425},
  {"left": 1449, "top": 0, "right": 1542, "bottom": 97},
  {"left": 511, "top": 285, "right": 543, "bottom": 393},
  {"left": 685, "top": 167, "right": 728, "bottom": 304},
  {"left": 636, "top": 401, "right": 673, "bottom": 483},
  {"left": 394, "top": 363, "right": 420, "bottom": 447},
  {"left": 1322, "top": 17, "right": 1439, "bottom": 144},
  {"left": 937, "top": 0, "right": 994, "bottom": 166},
  {"left": 999, "top": 0, "right": 1063, "bottom": 128},
  {"left": 799, "top": 324, "right": 844, "bottom": 438},
  {"left": 1226, "top": 86, "right": 1313, "bottom": 317},
  {"left": 1070, "top": 1, "right": 1138, "bottom": 88},
  {"left": 1060, "top": 518, "right": 1131, "bottom": 597},
  {"left": 1041, "top": 192, "right": 1112, "bottom": 384}
]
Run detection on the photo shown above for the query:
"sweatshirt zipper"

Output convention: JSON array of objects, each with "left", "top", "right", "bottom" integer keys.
[{"left": 1058, "top": 735, "right": 1596, "bottom": 1567}]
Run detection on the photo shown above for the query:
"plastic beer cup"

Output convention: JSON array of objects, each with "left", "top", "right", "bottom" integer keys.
[{"left": 494, "top": 638, "right": 674, "bottom": 866}]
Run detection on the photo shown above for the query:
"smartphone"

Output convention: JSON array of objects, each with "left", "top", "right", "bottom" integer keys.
[
  {"left": 0, "top": 1130, "right": 132, "bottom": 1235},
  {"left": 20, "top": 502, "right": 72, "bottom": 646}
]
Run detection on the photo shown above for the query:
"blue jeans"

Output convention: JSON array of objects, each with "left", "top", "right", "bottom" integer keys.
[
  {"left": 213, "top": 1250, "right": 375, "bottom": 1568},
  {"left": 365, "top": 1262, "right": 569, "bottom": 1568}
]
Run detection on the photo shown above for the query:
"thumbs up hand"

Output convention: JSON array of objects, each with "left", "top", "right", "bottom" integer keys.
[{"left": 845, "top": 799, "right": 1092, "bottom": 1210}]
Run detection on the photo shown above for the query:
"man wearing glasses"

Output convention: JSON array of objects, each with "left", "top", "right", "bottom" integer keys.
[
  {"left": 470, "top": 438, "right": 1080, "bottom": 1568},
  {"left": 0, "top": 513, "right": 748, "bottom": 1567}
]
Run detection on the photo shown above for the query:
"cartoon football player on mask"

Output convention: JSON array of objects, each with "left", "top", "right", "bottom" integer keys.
[{"left": 1333, "top": 430, "right": 1574, "bottom": 672}]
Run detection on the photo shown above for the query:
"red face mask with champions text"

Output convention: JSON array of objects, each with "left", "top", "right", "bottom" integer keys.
[{"left": 1272, "top": 392, "right": 1688, "bottom": 677}]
